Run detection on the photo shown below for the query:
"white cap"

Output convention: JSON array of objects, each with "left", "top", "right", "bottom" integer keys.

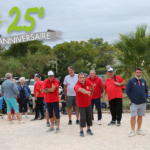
[
  {"left": 107, "top": 68, "right": 113, "bottom": 72},
  {"left": 48, "top": 71, "right": 54, "bottom": 76}
]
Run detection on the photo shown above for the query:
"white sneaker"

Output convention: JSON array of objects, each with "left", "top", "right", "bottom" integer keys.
[
  {"left": 129, "top": 131, "right": 136, "bottom": 137},
  {"left": 18, "top": 120, "right": 25, "bottom": 124},
  {"left": 9, "top": 121, "right": 13, "bottom": 124},
  {"left": 98, "top": 120, "right": 102, "bottom": 125},
  {"left": 136, "top": 130, "right": 145, "bottom": 136},
  {"left": 25, "top": 115, "right": 29, "bottom": 118}
]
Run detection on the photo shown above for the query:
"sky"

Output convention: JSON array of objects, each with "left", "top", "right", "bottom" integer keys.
[{"left": 0, "top": 0, "right": 150, "bottom": 48}]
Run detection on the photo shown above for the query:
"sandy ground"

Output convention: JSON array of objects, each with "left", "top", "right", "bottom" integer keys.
[{"left": 0, "top": 113, "right": 150, "bottom": 150}]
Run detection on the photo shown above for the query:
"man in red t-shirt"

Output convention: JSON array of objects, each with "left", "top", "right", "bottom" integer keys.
[
  {"left": 31, "top": 74, "right": 44, "bottom": 121},
  {"left": 104, "top": 68, "right": 126, "bottom": 126},
  {"left": 41, "top": 71, "right": 60, "bottom": 133},
  {"left": 87, "top": 70, "right": 103, "bottom": 125},
  {"left": 75, "top": 72, "right": 94, "bottom": 137}
]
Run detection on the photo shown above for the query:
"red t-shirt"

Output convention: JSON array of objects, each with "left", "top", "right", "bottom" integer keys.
[
  {"left": 104, "top": 75, "right": 125, "bottom": 101},
  {"left": 41, "top": 78, "right": 60, "bottom": 103},
  {"left": 75, "top": 80, "right": 93, "bottom": 107},
  {"left": 87, "top": 76, "right": 103, "bottom": 99},
  {"left": 34, "top": 80, "right": 44, "bottom": 97}
]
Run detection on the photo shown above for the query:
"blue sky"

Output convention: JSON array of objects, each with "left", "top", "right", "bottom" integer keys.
[{"left": 0, "top": 0, "right": 150, "bottom": 48}]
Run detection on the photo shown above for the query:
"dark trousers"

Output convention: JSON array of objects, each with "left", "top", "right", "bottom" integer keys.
[
  {"left": 78, "top": 105, "right": 92, "bottom": 127},
  {"left": 35, "top": 97, "right": 44, "bottom": 119},
  {"left": 109, "top": 98, "right": 122, "bottom": 122},
  {"left": 62, "top": 102, "right": 66, "bottom": 113},
  {"left": 47, "top": 102, "right": 60, "bottom": 119},
  {"left": 91, "top": 98, "right": 102, "bottom": 120},
  {"left": 19, "top": 103, "right": 27, "bottom": 113}
]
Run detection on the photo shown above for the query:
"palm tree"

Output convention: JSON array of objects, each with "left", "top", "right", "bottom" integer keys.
[{"left": 113, "top": 24, "right": 150, "bottom": 86}]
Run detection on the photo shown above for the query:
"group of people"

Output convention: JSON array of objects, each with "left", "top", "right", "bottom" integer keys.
[
  {"left": 1, "top": 74, "right": 31, "bottom": 124},
  {"left": 1, "top": 66, "right": 148, "bottom": 137}
]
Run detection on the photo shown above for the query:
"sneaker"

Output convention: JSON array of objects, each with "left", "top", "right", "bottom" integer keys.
[
  {"left": 129, "top": 131, "right": 136, "bottom": 137},
  {"left": 38, "top": 117, "right": 44, "bottom": 120},
  {"left": 108, "top": 121, "right": 116, "bottom": 126},
  {"left": 54, "top": 121, "right": 57, "bottom": 126},
  {"left": 98, "top": 120, "right": 102, "bottom": 125},
  {"left": 117, "top": 121, "right": 121, "bottom": 126},
  {"left": 30, "top": 118, "right": 38, "bottom": 121},
  {"left": 136, "top": 130, "right": 145, "bottom": 136},
  {"left": 46, "top": 127, "right": 55, "bottom": 132},
  {"left": 12, "top": 116, "right": 17, "bottom": 120},
  {"left": 72, "top": 112, "right": 76, "bottom": 115},
  {"left": 9, "top": 121, "right": 13, "bottom": 124},
  {"left": 47, "top": 122, "right": 51, "bottom": 127},
  {"left": 63, "top": 112, "right": 67, "bottom": 115},
  {"left": 76, "top": 120, "right": 79, "bottom": 124},
  {"left": 87, "top": 129, "right": 93, "bottom": 135},
  {"left": 80, "top": 130, "right": 84, "bottom": 137},
  {"left": 18, "top": 120, "right": 25, "bottom": 124},
  {"left": 55, "top": 128, "right": 60, "bottom": 134},
  {"left": 25, "top": 115, "right": 29, "bottom": 118},
  {"left": 68, "top": 120, "right": 72, "bottom": 125}
]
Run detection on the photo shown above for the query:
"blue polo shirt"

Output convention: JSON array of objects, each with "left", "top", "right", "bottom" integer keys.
[{"left": 126, "top": 77, "right": 148, "bottom": 104}]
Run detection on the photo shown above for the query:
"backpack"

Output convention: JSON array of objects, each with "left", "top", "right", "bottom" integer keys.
[
  {"left": 101, "top": 102, "right": 107, "bottom": 108},
  {"left": 114, "top": 75, "right": 126, "bottom": 89}
]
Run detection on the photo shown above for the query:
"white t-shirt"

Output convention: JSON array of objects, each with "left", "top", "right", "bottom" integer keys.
[{"left": 63, "top": 74, "right": 78, "bottom": 96}]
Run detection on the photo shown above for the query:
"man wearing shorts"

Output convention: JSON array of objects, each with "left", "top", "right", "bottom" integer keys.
[
  {"left": 63, "top": 66, "right": 79, "bottom": 125},
  {"left": 126, "top": 67, "right": 148, "bottom": 137},
  {"left": 75, "top": 73, "right": 94, "bottom": 137},
  {"left": 41, "top": 71, "right": 60, "bottom": 133}
]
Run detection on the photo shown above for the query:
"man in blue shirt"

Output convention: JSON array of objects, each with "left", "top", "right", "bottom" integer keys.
[{"left": 126, "top": 67, "right": 148, "bottom": 137}]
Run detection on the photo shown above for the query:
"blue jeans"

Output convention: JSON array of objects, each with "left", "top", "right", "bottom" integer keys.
[
  {"left": 5, "top": 98, "right": 18, "bottom": 113},
  {"left": 91, "top": 98, "right": 102, "bottom": 120}
]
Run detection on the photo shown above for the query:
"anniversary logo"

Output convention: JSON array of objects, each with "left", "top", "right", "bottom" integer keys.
[
  {"left": 0, "top": 30, "right": 61, "bottom": 45},
  {"left": 0, "top": 6, "right": 61, "bottom": 45}
]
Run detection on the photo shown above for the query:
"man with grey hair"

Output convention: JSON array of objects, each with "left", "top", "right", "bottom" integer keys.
[
  {"left": 63, "top": 66, "right": 79, "bottom": 125},
  {"left": 1, "top": 73, "right": 24, "bottom": 124},
  {"left": 87, "top": 70, "right": 103, "bottom": 125}
]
